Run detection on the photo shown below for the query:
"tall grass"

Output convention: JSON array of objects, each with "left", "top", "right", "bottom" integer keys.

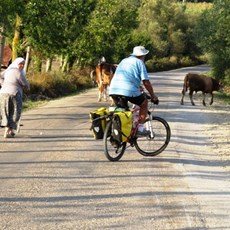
[{"left": 25, "top": 68, "right": 93, "bottom": 101}]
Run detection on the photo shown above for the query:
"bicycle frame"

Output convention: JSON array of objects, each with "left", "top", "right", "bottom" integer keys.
[
  {"left": 102, "top": 98, "right": 171, "bottom": 161},
  {"left": 145, "top": 117, "right": 154, "bottom": 139},
  {"left": 108, "top": 100, "right": 156, "bottom": 141},
  {"left": 146, "top": 103, "right": 156, "bottom": 139}
]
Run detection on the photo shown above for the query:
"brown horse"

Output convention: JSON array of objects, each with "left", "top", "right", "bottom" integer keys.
[{"left": 95, "top": 63, "right": 116, "bottom": 102}]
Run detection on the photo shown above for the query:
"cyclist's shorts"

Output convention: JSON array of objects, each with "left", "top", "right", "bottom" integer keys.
[{"left": 110, "top": 94, "right": 146, "bottom": 108}]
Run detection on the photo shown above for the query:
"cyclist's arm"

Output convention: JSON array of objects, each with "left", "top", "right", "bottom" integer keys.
[{"left": 142, "top": 80, "right": 158, "bottom": 100}]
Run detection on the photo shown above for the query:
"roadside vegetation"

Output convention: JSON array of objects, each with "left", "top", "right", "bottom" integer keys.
[{"left": 1, "top": 0, "right": 230, "bottom": 107}]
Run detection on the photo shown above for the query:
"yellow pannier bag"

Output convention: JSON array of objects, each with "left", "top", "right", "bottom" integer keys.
[
  {"left": 89, "top": 107, "right": 109, "bottom": 139},
  {"left": 112, "top": 111, "right": 133, "bottom": 143}
]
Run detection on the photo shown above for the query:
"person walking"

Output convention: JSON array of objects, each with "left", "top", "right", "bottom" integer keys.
[
  {"left": 109, "top": 46, "right": 158, "bottom": 135},
  {"left": 0, "top": 57, "right": 30, "bottom": 138}
]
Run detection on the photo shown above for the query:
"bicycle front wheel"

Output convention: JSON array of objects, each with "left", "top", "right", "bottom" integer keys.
[
  {"left": 134, "top": 116, "right": 171, "bottom": 156},
  {"left": 103, "top": 120, "right": 126, "bottom": 161}
]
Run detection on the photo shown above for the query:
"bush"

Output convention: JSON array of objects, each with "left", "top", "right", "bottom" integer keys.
[
  {"left": 25, "top": 68, "right": 93, "bottom": 101},
  {"left": 224, "top": 68, "right": 230, "bottom": 87},
  {"left": 180, "top": 56, "right": 196, "bottom": 67},
  {"left": 146, "top": 56, "right": 201, "bottom": 72},
  {"left": 146, "top": 58, "right": 177, "bottom": 72}
]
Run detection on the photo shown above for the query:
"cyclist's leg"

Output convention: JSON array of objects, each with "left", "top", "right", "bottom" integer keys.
[
  {"left": 138, "top": 98, "right": 148, "bottom": 124},
  {"left": 127, "top": 94, "right": 147, "bottom": 124}
]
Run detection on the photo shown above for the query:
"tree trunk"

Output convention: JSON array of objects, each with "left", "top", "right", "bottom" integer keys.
[
  {"left": 0, "top": 26, "right": 6, "bottom": 71},
  {"left": 61, "top": 54, "right": 69, "bottom": 72},
  {"left": 34, "top": 56, "right": 42, "bottom": 72},
  {"left": 45, "top": 57, "right": 52, "bottom": 72},
  {"left": 59, "top": 55, "right": 64, "bottom": 69},
  {"left": 12, "top": 14, "right": 21, "bottom": 61},
  {"left": 24, "top": 46, "right": 31, "bottom": 73}
]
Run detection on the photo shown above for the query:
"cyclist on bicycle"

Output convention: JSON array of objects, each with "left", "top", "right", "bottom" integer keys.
[{"left": 109, "top": 46, "right": 158, "bottom": 135}]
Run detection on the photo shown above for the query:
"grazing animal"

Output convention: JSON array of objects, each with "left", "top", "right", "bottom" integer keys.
[
  {"left": 95, "top": 63, "right": 116, "bottom": 102},
  {"left": 180, "top": 73, "right": 222, "bottom": 106},
  {"left": 1, "top": 44, "right": 12, "bottom": 68}
]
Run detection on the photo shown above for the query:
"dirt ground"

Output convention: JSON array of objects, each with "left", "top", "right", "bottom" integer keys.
[
  {"left": 183, "top": 90, "right": 230, "bottom": 170},
  {"left": 163, "top": 65, "right": 230, "bottom": 170},
  {"left": 0, "top": 65, "right": 229, "bottom": 229},
  {"left": 204, "top": 102, "right": 230, "bottom": 169}
]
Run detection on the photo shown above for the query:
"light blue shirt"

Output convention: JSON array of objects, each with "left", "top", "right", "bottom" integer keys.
[{"left": 109, "top": 55, "right": 149, "bottom": 97}]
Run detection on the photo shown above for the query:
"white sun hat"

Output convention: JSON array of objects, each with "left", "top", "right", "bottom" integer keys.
[{"left": 131, "top": 46, "right": 149, "bottom": 56}]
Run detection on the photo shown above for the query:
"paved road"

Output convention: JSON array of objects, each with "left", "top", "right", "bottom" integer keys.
[{"left": 0, "top": 65, "right": 229, "bottom": 229}]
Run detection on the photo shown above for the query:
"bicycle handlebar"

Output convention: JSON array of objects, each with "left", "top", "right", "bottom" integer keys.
[
  {"left": 143, "top": 92, "right": 159, "bottom": 105},
  {"left": 151, "top": 98, "right": 159, "bottom": 105}
]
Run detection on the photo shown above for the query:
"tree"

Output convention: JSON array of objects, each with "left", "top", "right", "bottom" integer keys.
[
  {"left": 23, "top": 0, "right": 96, "bottom": 71},
  {"left": 0, "top": 26, "right": 6, "bottom": 69},
  {"left": 195, "top": 0, "right": 230, "bottom": 83},
  {"left": 138, "top": 0, "right": 190, "bottom": 59},
  {"left": 0, "top": 0, "right": 19, "bottom": 65},
  {"left": 177, "top": 0, "right": 214, "bottom": 2},
  {"left": 74, "top": 0, "right": 140, "bottom": 65},
  {"left": 1, "top": 0, "right": 139, "bottom": 71}
]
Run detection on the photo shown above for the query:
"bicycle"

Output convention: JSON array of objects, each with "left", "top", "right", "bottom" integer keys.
[{"left": 103, "top": 96, "right": 171, "bottom": 161}]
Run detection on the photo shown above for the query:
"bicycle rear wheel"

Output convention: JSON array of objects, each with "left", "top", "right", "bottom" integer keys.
[
  {"left": 103, "top": 120, "right": 126, "bottom": 161},
  {"left": 134, "top": 116, "right": 171, "bottom": 156}
]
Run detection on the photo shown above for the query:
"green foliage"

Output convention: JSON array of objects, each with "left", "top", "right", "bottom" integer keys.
[
  {"left": 195, "top": 0, "right": 230, "bottom": 84},
  {"left": 23, "top": 0, "right": 96, "bottom": 58},
  {"left": 26, "top": 68, "right": 92, "bottom": 100},
  {"left": 0, "top": 0, "right": 21, "bottom": 24},
  {"left": 23, "top": 98, "right": 48, "bottom": 111},
  {"left": 145, "top": 55, "right": 201, "bottom": 72},
  {"left": 224, "top": 69, "right": 230, "bottom": 86},
  {"left": 74, "top": 0, "right": 139, "bottom": 64},
  {"left": 184, "top": 2, "right": 212, "bottom": 14},
  {"left": 0, "top": 0, "right": 25, "bottom": 41},
  {"left": 129, "top": 32, "right": 154, "bottom": 61},
  {"left": 137, "top": 0, "right": 189, "bottom": 58},
  {"left": 145, "top": 58, "right": 175, "bottom": 72},
  {"left": 1, "top": 0, "right": 228, "bottom": 90}
]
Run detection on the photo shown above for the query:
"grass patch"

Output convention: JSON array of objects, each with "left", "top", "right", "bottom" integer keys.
[
  {"left": 23, "top": 99, "right": 48, "bottom": 111},
  {"left": 22, "top": 67, "right": 94, "bottom": 111},
  {"left": 216, "top": 92, "right": 230, "bottom": 105}
]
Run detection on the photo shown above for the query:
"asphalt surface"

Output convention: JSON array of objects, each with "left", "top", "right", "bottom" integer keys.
[{"left": 0, "top": 65, "right": 229, "bottom": 230}]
